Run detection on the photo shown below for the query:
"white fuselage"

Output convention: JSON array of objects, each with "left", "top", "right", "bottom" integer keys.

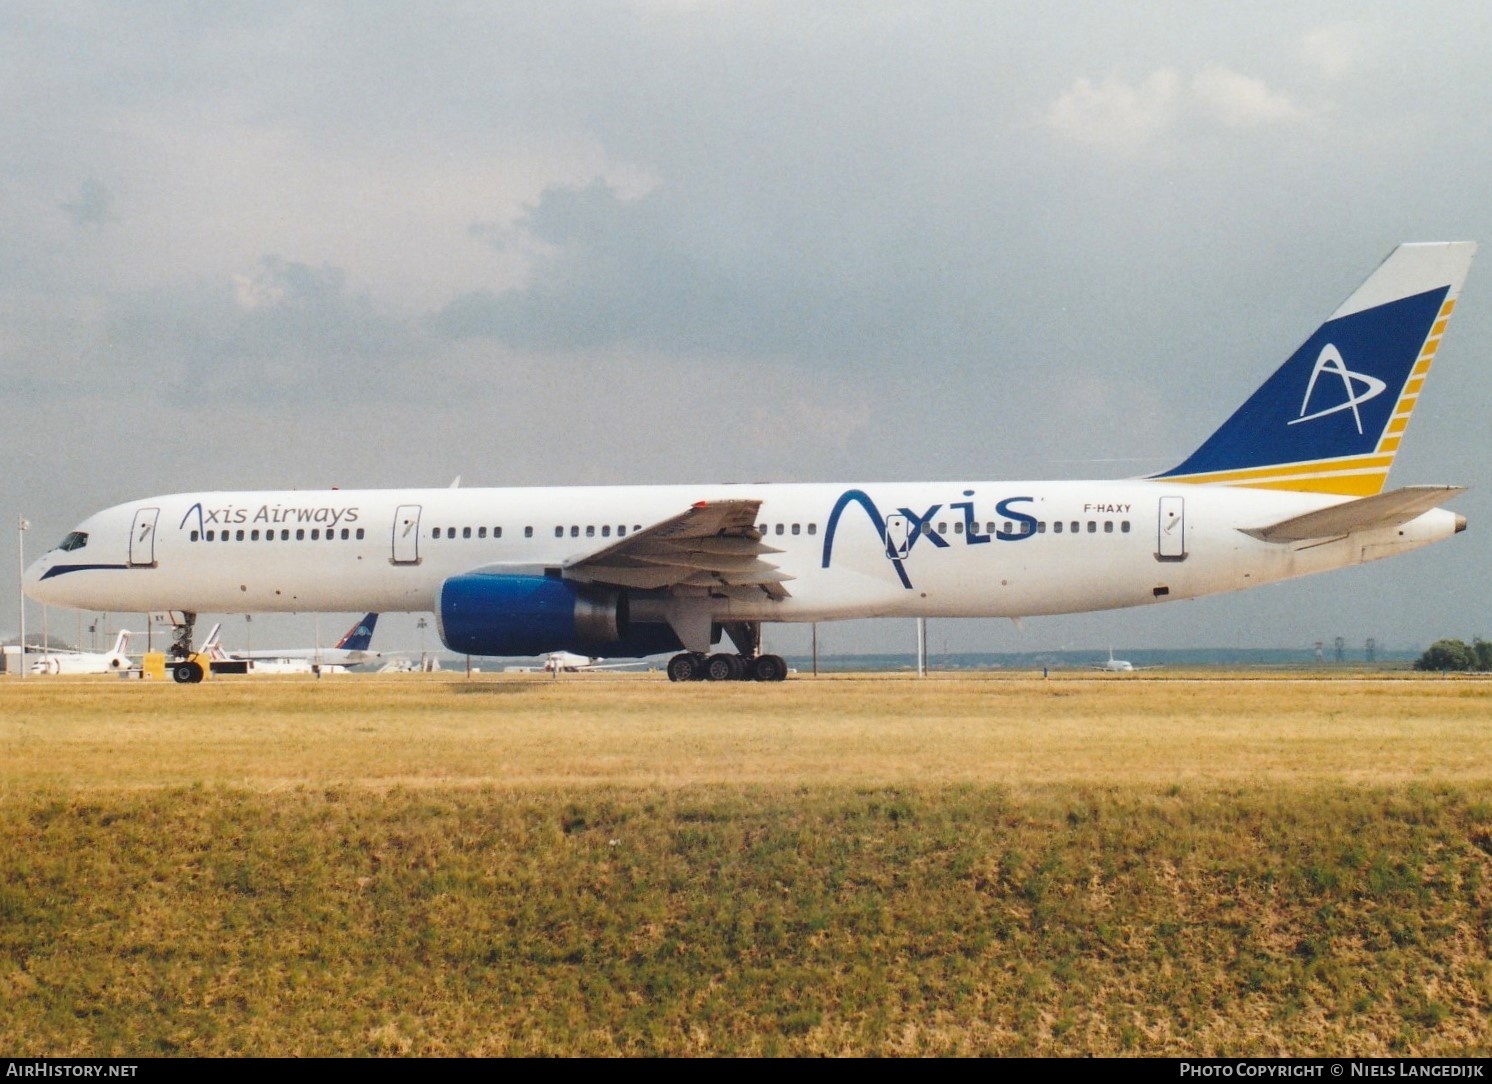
[{"left": 22, "top": 480, "right": 1461, "bottom": 633}]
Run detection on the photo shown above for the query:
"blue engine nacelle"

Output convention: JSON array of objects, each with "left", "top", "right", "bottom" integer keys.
[{"left": 436, "top": 573, "right": 683, "bottom": 658}]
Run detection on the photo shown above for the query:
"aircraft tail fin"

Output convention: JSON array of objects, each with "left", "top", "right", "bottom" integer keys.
[
  {"left": 110, "top": 630, "right": 130, "bottom": 656},
  {"left": 1156, "top": 242, "right": 1475, "bottom": 495},
  {"left": 335, "top": 614, "right": 379, "bottom": 652}
]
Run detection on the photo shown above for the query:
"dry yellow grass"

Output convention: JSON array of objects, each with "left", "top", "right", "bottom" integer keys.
[
  {"left": 5, "top": 671, "right": 1492, "bottom": 1056},
  {"left": 3, "top": 670, "right": 1491, "bottom": 792}
]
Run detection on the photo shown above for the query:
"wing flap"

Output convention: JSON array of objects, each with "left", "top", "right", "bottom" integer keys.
[
  {"left": 1241, "top": 485, "right": 1465, "bottom": 543},
  {"left": 563, "top": 498, "right": 792, "bottom": 599}
]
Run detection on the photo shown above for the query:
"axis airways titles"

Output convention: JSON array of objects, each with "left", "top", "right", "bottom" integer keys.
[{"left": 178, "top": 501, "right": 362, "bottom": 533}]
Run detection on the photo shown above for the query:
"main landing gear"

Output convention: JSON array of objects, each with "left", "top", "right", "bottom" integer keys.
[{"left": 666, "top": 652, "right": 788, "bottom": 682}]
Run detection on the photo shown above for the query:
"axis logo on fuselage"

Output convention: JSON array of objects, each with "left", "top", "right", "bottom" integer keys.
[
  {"left": 819, "top": 488, "right": 1036, "bottom": 590},
  {"left": 1287, "top": 343, "right": 1386, "bottom": 435}
]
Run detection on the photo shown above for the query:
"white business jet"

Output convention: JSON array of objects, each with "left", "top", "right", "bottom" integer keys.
[{"left": 28, "top": 630, "right": 133, "bottom": 675}]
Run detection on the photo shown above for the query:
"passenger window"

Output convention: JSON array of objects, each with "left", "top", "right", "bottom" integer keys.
[
  {"left": 1070, "top": 521, "right": 1079, "bottom": 533},
  {"left": 341, "top": 528, "right": 350, "bottom": 540},
  {"left": 478, "top": 527, "right": 486, "bottom": 539},
  {"left": 494, "top": 527, "right": 502, "bottom": 539},
  {"left": 355, "top": 528, "right": 364, "bottom": 540},
  {"left": 1037, "top": 521, "right": 1047, "bottom": 534},
  {"left": 525, "top": 526, "right": 533, "bottom": 538},
  {"left": 1087, "top": 521, "right": 1096, "bottom": 533},
  {"left": 191, "top": 530, "right": 200, "bottom": 542},
  {"left": 296, "top": 529, "right": 305, "bottom": 541},
  {"left": 938, "top": 522, "right": 948, "bottom": 535},
  {"left": 1104, "top": 521, "right": 1114, "bottom": 533},
  {"left": 791, "top": 524, "right": 800, "bottom": 536},
  {"left": 807, "top": 523, "right": 817, "bottom": 536},
  {"left": 953, "top": 521, "right": 963, "bottom": 535},
  {"left": 775, "top": 523, "right": 784, "bottom": 535},
  {"left": 1003, "top": 521, "right": 1013, "bottom": 535},
  {"left": 586, "top": 526, "right": 595, "bottom": 537},
  {"left": 1053, "top": 521, "right": 1063, "bottom": 534},
  {"left": 310, "top": 529, "right": 319, "bottom": 540},
  {"left": 555, "top": 526, "right": 563, "bottom": 538},
  {"left": 602, "top": 525, "right": 611, "bottom": 537},
  {"left": 250, "top": 530, "right": 259, "bottom": 541},
  {"left": 463, "top": 527, "right": 472, "bottom": 539},
  {"left": 1122, "top": 521, "right": 1131, "bottom": 533}
]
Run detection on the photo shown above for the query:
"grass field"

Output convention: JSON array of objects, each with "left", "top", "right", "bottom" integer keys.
[{"left": 3, "top": 671, "right": 1491, "bottom": 1055}]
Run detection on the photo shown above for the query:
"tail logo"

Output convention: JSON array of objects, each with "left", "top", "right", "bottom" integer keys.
[{"left": 1288, "top": 343, "right": 1387, "bottom": 435}]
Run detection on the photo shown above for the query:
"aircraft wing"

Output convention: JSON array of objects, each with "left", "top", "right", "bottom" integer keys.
[
  {"left": 561, "top": 499, "right": 792, "bottom": 600},
  {"left": 1241, "top": 485, "right": 1465, "bottom": 543}
]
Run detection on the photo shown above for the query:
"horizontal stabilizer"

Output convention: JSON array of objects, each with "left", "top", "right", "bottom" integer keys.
[{"left": 1241, "top": 485, "right": 1465, "bottom": 543}]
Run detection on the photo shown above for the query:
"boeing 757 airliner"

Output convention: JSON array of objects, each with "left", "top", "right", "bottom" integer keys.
[{"left": 24, "top": 243, "right": 1475, "bottom": 682}]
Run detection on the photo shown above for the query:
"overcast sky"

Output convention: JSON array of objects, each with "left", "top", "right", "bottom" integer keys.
[{"left": 6, "top": 2, "right": 1492, "bottom": 659}]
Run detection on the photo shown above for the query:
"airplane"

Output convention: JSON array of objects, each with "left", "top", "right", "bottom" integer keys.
[
  {"left": 542, "top": 651, "right": 652, "bottom": 673},
  {"left": 197, "top": 616, "right": 380, "bottom": 675},
  {"left": 28, "top": 630, "right": 133, "bottom": 675},
  {"left": 23, "top": 243, "right": 1475, "bottom": 684},
  {"left": 1091, "top": 648, "right": 1159, "bottom": 673},
  {"left": 221, "top": 613, "right": 382, "bottom": 670}
]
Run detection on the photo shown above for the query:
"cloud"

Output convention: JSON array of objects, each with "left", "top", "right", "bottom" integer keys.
[
  {"left": 102, "top": 256, "right": 419, "bottom": 406},
  {"left": 430, "top": 178, "right": 936, "bottom": 365},
  {"left": 1044, "top": 65, "right": 1308, "bottom": 151},
  {"left": 1042, "top": 70, "right": 1182, "bottom": 153},
  {"left": 60, "top": 178, "right": 114, "bottom": 227},
  {"left": 1297, "top": 23, "right": 1371, "bottom": 80},
  {"left": 1190, "top": 65, "right": 1306, "bottom": 127}
]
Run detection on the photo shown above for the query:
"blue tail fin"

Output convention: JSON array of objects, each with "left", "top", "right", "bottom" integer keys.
[
  {"left": 1156, "top": 242, "right": 1475, "bottom": 495},
  {"left": 335, "top": 614, "right": 379, "bottom": 651}
]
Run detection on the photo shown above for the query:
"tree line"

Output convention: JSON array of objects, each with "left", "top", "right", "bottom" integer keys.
[{"left": 1414, "top": 638, "right": 1492, "bottom": 672}]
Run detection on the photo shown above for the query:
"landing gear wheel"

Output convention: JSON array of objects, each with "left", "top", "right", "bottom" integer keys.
[
  {"left": 751, "top": 654, "right": 788, "bottom": 682},
  {"left": 172, "top": 661, "right": 204, "bottom": 684},
  {"left": 667, "top": 653, "right": 700, "bottom": 683},
  {"left": 705, "top": 653, "right": 745, "bottom": 682}
]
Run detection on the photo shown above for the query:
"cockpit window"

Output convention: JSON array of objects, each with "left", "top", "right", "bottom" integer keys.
[{"left": 57, "top": 531, "right": 88, "bottom": 552}]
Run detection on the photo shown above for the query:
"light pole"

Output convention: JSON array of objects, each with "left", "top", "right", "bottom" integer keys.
[
  {"left": 417, "top": 617, "right": 428, "bottom": 670},
  {"left": 245, "top": 613, "right": 252, "bottom": 656},
  {"left": 17, "top": 515, "right": 29, "bottom": 680}
]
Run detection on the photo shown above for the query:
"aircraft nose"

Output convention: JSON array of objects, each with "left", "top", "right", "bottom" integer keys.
[{"left": 22, "top": 553, "right": 57, "bottom": 603}]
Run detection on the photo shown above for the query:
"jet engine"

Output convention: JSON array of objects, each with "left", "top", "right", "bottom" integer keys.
[{"left": 436, "top": 573, "right": 681, "bottom": 658}]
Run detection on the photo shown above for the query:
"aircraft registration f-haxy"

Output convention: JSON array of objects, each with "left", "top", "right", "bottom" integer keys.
[{"left": 24, "top": 243, "right": 1475, "bottom": 682}]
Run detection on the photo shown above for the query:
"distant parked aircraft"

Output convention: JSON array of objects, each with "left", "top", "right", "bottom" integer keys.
[
  {"left": 1091, "top": 648, "right": 1159, "bottom": 672},
  {"left": 28, "top": 630, "right": 133, "bottom": 675},
  {"left": 542, "top": 651, "right": 650, "bottom": 673},
  {"left": 222, "top": 614, "right": 382, "bottom": 671}
]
